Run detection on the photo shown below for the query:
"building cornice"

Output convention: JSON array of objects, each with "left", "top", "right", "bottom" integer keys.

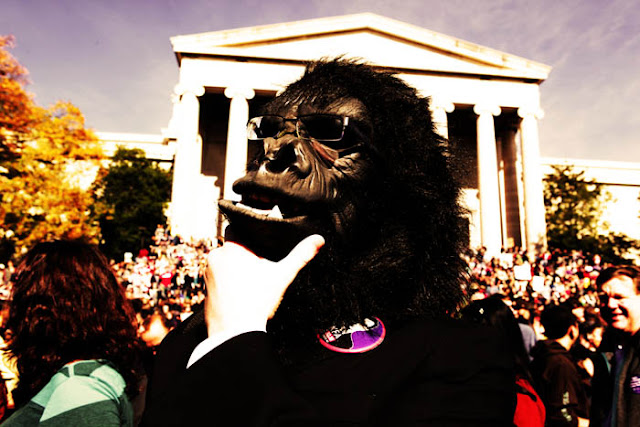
[{"left": 171, "top": 13, "right": 551, "bottom": 82}]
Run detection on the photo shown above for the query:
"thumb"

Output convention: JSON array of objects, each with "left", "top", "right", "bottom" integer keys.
[{"left": 279, "top": 234, "right": 325, "bottom": 277}]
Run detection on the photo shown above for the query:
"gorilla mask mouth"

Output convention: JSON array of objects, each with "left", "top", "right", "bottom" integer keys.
[
  {"left": 219, "top": 184, "right": 315, "bottom": 225},
  {"left": 235, "top": 192, "right": 308, "bottom": 222},
  {"left": 218, "top": 185, "right": 326, "bottom": 260}
]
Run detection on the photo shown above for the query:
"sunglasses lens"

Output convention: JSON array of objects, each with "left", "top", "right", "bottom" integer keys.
[
  {"left": 247, "top": 116, "right": 283, "bottom": 140},
  {"left": 299, "top": 115, "right": 345, "bottom": 141}
]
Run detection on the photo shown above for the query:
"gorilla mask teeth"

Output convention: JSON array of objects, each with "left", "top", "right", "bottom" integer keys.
[
  {"left": 236, "top": 202, "right": 284, "bottom": 219},
  {"left": 268, "top": 205, "right": 283, "bottom": 219}
]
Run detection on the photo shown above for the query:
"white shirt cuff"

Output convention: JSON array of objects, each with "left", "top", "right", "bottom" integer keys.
[{"left": 186, "top": 328, "right": 265, "bottom": 368}]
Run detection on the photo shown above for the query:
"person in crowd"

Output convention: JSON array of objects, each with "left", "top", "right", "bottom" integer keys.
[
  {"left": 596, "top": 265, "right": 640, "bottom": 427},
  {"left": 1, "top": 263, "right": 13, "bottom": 290},
  {"left": 570, "top": 311, "right": 610, "bottom": 427},
  {"left": 565, "top": 297, "right": 586, "bottom": 324},
  {"left": 2, "top": 240, "right": 144, "bottom": 426},
  {"left": 461, "top": 295, "right": 545, "bottom": 426},
  {"left": 0, "top": 301, "right": 16, "bottom": 419},
  {"left": 140, "top": 308, "right": 171, "bottom": 350},
  {"left": 531, "top": 305, "right": 589, "bottom": 426},
  {"left": 514, "top": 300, "right": 538, "bottom": 359}
]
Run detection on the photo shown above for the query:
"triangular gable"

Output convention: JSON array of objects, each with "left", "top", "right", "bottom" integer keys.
[{"left": 171, "top": 13, "right": 551, "bottom": 82}]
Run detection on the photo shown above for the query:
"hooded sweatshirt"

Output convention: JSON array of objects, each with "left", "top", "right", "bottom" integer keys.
[{"left": 530, "top": 340, "right": 589, "bottom": 427}]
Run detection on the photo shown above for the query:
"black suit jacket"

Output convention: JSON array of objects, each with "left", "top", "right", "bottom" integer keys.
[{"left": 142, "top": 311, "right": 515, "bottom": 426}]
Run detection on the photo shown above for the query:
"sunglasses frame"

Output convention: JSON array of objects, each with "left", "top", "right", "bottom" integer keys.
[{"left": 247, "top": 114, "right": 350, "bottom": 142}]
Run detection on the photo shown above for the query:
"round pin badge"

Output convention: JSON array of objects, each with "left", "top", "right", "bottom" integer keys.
[{"left": 318, "top": 317, "right": 386, "bottom": 354}]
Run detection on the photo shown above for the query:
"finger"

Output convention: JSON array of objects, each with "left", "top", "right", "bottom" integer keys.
[
  {"left": 206, "top": 241, "right": 252, "bottom": 265},
  {"left": 203, "top": 246, "right": 233, "bottom": 285},
  {"left": 224, "top": 240, "right": 267, "bottom": 261},
  {"left": 279, "top": 234, "right": 325, "bottom": 276}
]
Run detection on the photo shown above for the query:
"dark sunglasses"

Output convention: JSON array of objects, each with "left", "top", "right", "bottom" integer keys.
[{"left": 247, "top": 114, "right": 351, "bottom": 144}]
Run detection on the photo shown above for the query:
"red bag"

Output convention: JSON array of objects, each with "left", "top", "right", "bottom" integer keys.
[{"left": 514, "top": 377, "right": 546, "bottom": 427}]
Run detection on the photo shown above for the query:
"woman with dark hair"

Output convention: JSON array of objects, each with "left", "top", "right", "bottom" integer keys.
[
  {"left": 2, "top": 240, "right": 143, "bottom": 426},
  {"left": 461, "top": 295, "right": 545, "bottom": 427}
]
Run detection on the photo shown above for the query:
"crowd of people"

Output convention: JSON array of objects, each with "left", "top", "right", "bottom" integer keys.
[
  {"left": 111, "top": 225, "right": 211, "bottom": 349},
  {"left": 0, "top": 229, "right": 636, "bottom": 425},
  {"left": 0, "top": 214, "right": 634, "bottom": 425},
  {"left": 123, "top": 236, "right": 633, "bottom": 426},
  {"left": 462, "top": 248, "right": 639, "bottom": 426},
  {"left": 88, "top": 227, "right": 612, "bottom": 342},
  {"left": 117, "top": 235, "right": 613, "bottom": 356}
]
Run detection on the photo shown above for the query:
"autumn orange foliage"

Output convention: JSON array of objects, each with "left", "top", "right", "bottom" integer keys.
[
  {"left": 0, "top": 35, "right": 103, "bottom": 260},
  {"left": 0, "top": 35, "right": 39, "bottom": 161}
]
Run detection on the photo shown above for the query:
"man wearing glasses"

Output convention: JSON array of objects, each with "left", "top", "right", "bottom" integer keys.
[{"left": 597, "top": 266, "right": 640, "bottom": 427}]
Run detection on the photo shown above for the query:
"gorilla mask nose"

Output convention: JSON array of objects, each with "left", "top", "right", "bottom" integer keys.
[
  {"left": 263, "top": 137, "right": 311, "bottom": 175},
  {"left": 265, "top": 140, "right": 296, "bottom": 173}
]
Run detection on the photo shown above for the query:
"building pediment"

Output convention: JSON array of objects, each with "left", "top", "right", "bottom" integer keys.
[{"left": 171, "top": 13, "right": 551, "bottom": 82}]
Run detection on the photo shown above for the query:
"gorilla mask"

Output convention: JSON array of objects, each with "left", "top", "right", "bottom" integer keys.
[
  {"left": 219, "top": 93, "right": 378, "bottom": 260},
  {"left": 218, "top": 59, "right": 467, "bottom": 339}
]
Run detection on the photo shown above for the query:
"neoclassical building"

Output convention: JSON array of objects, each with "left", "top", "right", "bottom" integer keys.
[{"left": 161, "top": 13, "right": 552, "bottom": 254}]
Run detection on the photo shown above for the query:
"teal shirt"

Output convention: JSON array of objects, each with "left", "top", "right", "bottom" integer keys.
[{"left": 2, "top": 360, "right": 133, "bottom": 426}]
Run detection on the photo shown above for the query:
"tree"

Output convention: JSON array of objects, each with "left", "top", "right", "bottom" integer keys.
[
  {"left": 0, "top": 35, "right": 38, "bottom": 162},
  {"left": 0, "top": 36, "right": 103, "bottom": 261},
  {"left": 544, "top": 165, "right": 603, "bottom": 249},
  {"left": 544, "top": 164, "right": 639, "bottom": 263},
  {"left": 92, "top": 147, "right": 172, "bottom": 261}
]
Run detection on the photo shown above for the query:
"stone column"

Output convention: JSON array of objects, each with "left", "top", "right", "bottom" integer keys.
[
  {"left": 195, "top": 176, "right": 219, "bottom": 244},
  {"left": 518, "top": 107, "right": 547, "bottom": 253},
  {"left": 170, "top": 83, "right": 204, "bottom": 240},
  {"left": 429, "top": 97, "right": 454, "bottom": 139},
  {"left": 500, "top": 125, "right": 524, "bottom": 249},
  {"left": 223, "top": 87, "right": 255, "bottom": 201},
  {"left": 461, "top": 189, "right": 481, "bottom": 249},
  {"left": 474, "top": 103, "right": 502, "bottom": 256}
]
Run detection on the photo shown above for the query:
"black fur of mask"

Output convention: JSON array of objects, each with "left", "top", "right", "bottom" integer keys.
[{"left": 219, "top": 59, "right": 468, "bottom": 362}]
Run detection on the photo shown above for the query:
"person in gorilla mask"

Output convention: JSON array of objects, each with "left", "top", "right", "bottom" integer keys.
[{"left": 143, "top": 59, "right": 515, "bottom": 426}]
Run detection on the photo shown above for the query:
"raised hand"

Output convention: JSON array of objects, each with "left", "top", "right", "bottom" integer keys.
[{"left": 203, "top": 234, "right": 325, "bottom": 337}]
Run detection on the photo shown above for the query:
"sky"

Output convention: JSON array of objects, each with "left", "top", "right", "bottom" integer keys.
[{"left": 2, "top": 0, "right": 639, "bottom": 163}]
